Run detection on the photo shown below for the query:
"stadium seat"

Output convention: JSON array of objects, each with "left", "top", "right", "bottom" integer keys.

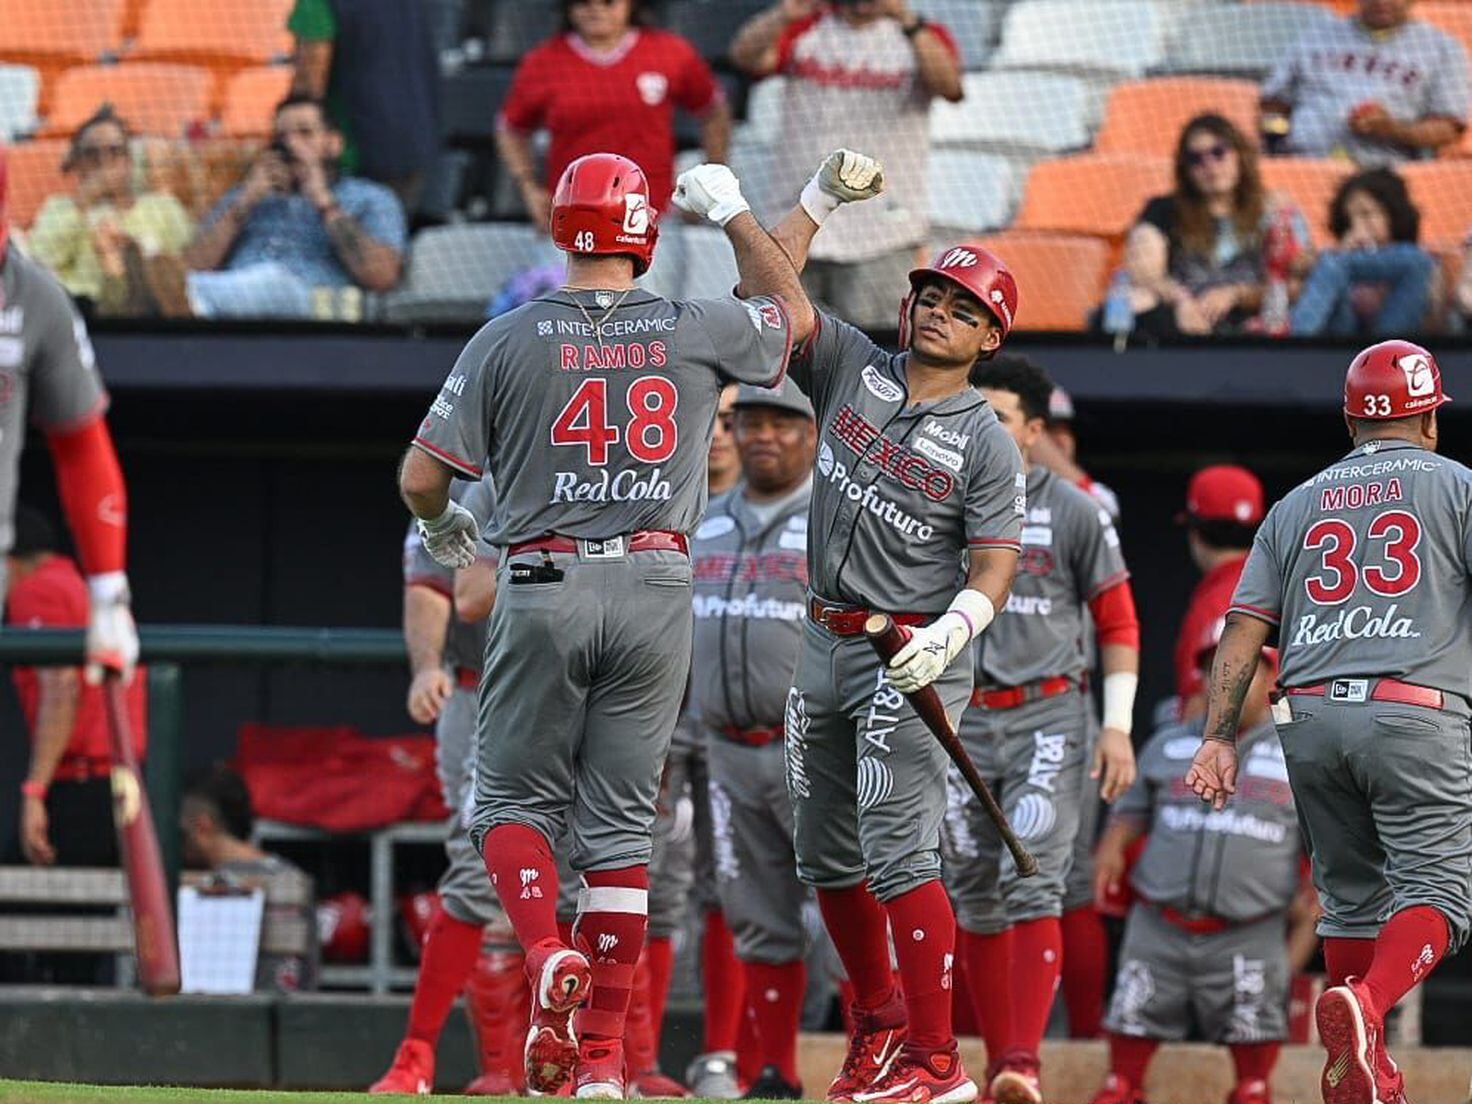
[
  {"left": 1400, "top": 161, "right": 1472, "bottom": 250},
  {"left": 931, "top": 72, "right": 1089, "bottom": 156},
  {"left": 1165, "top": 3, "right": 1338, "bottom": 78},
  {"left": 441, "top": 66, "right": 516, "bottom": 145},
  {"left": 6, "top": 139, "right": 69, "bottom": 228},
  {"left": 1259, "top": 157, "right": 1352, "bottom": 247},
  {"left": 972, "top": 232, "right": 1109, "bottom": 331},
  {"left": 1014, "top": 153, "right": 1171, "bottom": 240},
  {"left": 663, "top": 1, "right": 772, "bottom": 65},
  {"left": 0, "top": 0, "right": 127, "bottom": 65},
  {"left": 679, "top": 225, "right": 740, "bottom": 301},
  {"left": 928, "top": 151, "right": 1018, "bottom": 233},
  {"left": 912, "top": 0, "right": 1004, "bottom": 70},
  {"left": 219, "top": 66, "right": 292, "bottom": 138},
  {"left": 993, "top": 0, "right": 1166, "bottom": 79},
  {"left": 1094, "top": 78, "right": 1260, "bottom": 157},
  {"left": 383, "top": 223, "right": 549, "bottom": 324},
  {"left": 473, "top": 1, "right": 561, "bottom": 64},
  {"left": 0, "top": 65, "right": 41, "bottom": 141},
  {"left": 43, "top": 63, "right": 213, "bottom": 139},
  {"left": 1419, "top": 4, "right": 1472, "bottom": 75},
  {"left": 130, "top": 0, "right": 294, "bottom": 68}
]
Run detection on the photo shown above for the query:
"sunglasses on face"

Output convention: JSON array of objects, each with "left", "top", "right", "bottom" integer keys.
[
  {"left": 1186, "top": 143, "right": 1231, "bottom": 167},
  {"left": 73, "top": 143, "right": 127, "bottom": 168}
]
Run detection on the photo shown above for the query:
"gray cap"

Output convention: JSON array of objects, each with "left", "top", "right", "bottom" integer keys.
[{"left": 733, "top": 376, "right": 815, "bottom": 420}]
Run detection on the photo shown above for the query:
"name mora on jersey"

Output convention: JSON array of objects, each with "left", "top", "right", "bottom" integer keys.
[{"left": 550, "top": 466, "right": 672, "bottom": 503}]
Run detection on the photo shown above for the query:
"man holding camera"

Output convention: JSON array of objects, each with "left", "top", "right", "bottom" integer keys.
[{"left": 183, "top": 94, "right": 407, "bottom": 318}]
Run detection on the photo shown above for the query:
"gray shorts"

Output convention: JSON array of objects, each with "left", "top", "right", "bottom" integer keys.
[
  {"left": 1104, "top": 904, "right": 1289, "bottom": 1043},
  {"left": 801, "top": 246, "right": 920, "bottom": 331},
  {"left": 1281, "top": 693, "right": 1472, "bottom": 952},
  {"left": 435, "top": 685, "right": 505, "bottom": 926}
]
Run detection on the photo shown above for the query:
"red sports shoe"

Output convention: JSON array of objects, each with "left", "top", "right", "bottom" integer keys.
[
  {"left": 1316, "top": 980, "right": 1381, "bottom": 1104},
  {"left": 630, "top": 1068, "right": 691, "bottom": 1098},
  {"left": 1226, "top": 1078, "right": 1271, "bottom": 1104},
  {"left": 988, "top": 1050, "right": 1042, "bottom": 1104},
  {"left": 465, "top": 1070, "right": 521, "bottom": 1096},
  {"left": 1090, "top": 1073, "right": 1145, "bottom": 1104},
  {"left": 575, "top": 1037, "right": 627, "bottom": 1099},
  {"left": 525, "top": 942, "right": 594, "bottom": 1095},
  {"left": 852, "top": 1044, "right": 977, "bottom": 1104},
  {"left": 369, "top": 1038, "right": 434, "bottom": 1095},
  {"left": 827, "top": 992, "right": 908, "bottom": 1102}
]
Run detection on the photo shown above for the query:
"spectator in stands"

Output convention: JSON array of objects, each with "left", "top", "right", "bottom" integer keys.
[
  {"left": 495, "top": 0, "right": 731, "bottom": 230},
  {"left": 28, "top": 106, "right": 194, "bottom": 318},
  {"left": 1457, "top": 234, "right": 1472, "bottom": 328},
  {"left": 183, "top": 94, "right": 406, "bottom": 319},
  {"left": 1291, "top": 168, "right": 1436, "bottom": 336},
  {"left": 731, "top": 0, "right": 963, "bottom": 329},
  {"left": 1261, "top": 0, "right": 1469, "bottom": 167},
  {"left": 288, "top": 0, "right": 441, "bottom": 214},
  {"left": 1122, "top": 114, "right": 1312, "bottom": 338}
]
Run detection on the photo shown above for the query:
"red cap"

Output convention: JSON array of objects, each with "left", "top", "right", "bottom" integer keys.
[
  {"left": 551, "top": 152, "right": 658, "bottom": 276},
  {"left": 1181, "top": 464, "right": 1264, "bottom": 526},
  {"left": 1343, "top": 339, "right": 1450, "bottom": 420}
]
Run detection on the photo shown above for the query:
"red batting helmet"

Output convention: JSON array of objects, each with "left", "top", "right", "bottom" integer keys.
[
  {"left": 898, "top": 243, "right": 1018, "bottom": 349},
  {"left": 317, "top": 891, "right": 371, "bottom": 963},
  {"left": 1344, "top": 339, "right": 1450, "bottom": 420},
  {"left": 551, "top": 152, "right": 658, "bottom": 276}
]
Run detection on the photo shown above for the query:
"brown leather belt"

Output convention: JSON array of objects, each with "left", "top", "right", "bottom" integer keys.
[
  {"left": 456, "top": 666, "right": 479, "bottom": 691},
  {"left": 972, "top": 675, "right": 1077, "bottom": 711},
  {"left": 508, "top": 530, "right": 689, "bottom": 558},
  {"left": 1283, "top": 678, "right": 1443, "bottom": 711},
  {"left": 808, "top": 596, "right": 926, "bottom": 637},
  {"left": 719, "top": 725, "right": 783, "bottom": 748}
]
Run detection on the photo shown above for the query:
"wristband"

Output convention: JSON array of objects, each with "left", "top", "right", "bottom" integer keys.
[
  {"left": 22, "top": 780, "right": 47, "bottom": 801},
  {"left": 1102, "top": 671, "right": 1138, "bottom": 734},
  {"left": 799, "top": 175, "right": 841, "bottom": 226},
  {"left": 946, "top": 588, "right": 995, "bottom": 643},
  {"left": 421, "top": 501, "right": 463, "bottom": 534},
  {"left": 87, "top": 571, "right": 130, "bottom": 606}
]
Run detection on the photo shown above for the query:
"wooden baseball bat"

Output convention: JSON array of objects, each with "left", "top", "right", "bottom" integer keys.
[
  {"left": 104, "top": 678, "right": 181, "bottom": 995},
  {"left": 864, "top": 614, "right": 1038, "bottom": 878}
]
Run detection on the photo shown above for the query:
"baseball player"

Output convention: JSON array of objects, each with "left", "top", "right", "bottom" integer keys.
[
  {"left": 950, "top": 357, "right": 1139, "bottom": 1104},
  {"left": 400, "top": 151, "right": 808, "bottom": 1099},
  {"left": 1090, "top": 621, "right": 1305, "bottom": 1104},
  {"left": 690, "top": 378, "right": 817, "bottom": 1101},
  {"left": 678, "top": 150, "right": 1026, "bottom": 1103},
  {"left": 1033, "top": 385, "right": 1119, "bottom": 523},
  {"left": 1188, "top": 339, "right": 1472, "bottom": 1104},
  {"left": 374, "top": 475, "right": 518, "bottom": 1095}
]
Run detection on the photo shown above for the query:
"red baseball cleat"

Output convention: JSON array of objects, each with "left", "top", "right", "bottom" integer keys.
[
  {"left": 465, "top": 1070, "right": 522, "bottom": 1096},
  {"left": 852, "top": 1044, "right": 977, "bottom": 1104},
  {"left": 525, "top": 942, "right": 594, "bottom": 1095},
  {"left": 369, "top": 1038, "right": 434, "bottom": 1095},
  {"left": 575, "top": 1037, "right": 627, "bottom": 1099},
  {"left": 630, "top": 1069, "right": 691, "bottom": 1098},
  {"left": 1090, "top": 1073, "right": 1146, "bottom": 1104},
  {"left": 1226, "top": 1078, "right": 1271, "bottom": 1104},
  {"left": 988, "top": 1050, "right": 1043, "bottom": 1104},
  {"left": 827, "top": 992, "right": 909, "bottom": 1102},
  {"left": 1316, "top": 980, "right": 1381, "bottom": 1104}
]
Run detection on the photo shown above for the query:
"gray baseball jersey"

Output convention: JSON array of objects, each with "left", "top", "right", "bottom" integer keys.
[
  {"left": 1231, "top": 439, "right": 1472, "bottom": 696},
  {"left": 791, "top": 311, "right": 1025, "bottom": 614},
  {"left": 1263, "top": 15, "right": 1470, "bottom": 166},
  {"left": 413, "top": 289, "right": 792, "bottom": 543},
  {"left": 975, "top": 465, "right": 1128, "bottom": 688},
  {"left": 1113, "top": 719, "right": 1301, "bottom": 923},
  {"left": 0, "top": 248, "right": 108, "bottom": 555}
]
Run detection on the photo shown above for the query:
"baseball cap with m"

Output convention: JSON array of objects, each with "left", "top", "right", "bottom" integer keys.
[
  {"left": 1180, "top": 464, "right": 1264, "bottom": 526},
  {"left": 733, "top": 377, "right": 814, "bottom": 420}
]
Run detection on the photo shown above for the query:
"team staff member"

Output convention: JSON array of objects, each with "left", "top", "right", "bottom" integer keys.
[
  {"left": 952, "top": 358, "right": 1139, "bottom": 1104},
  {"left": 402, "top": 151, "right": 808, "bottom": 1098},
  {"left": 693, "top": 379, "right": 817, "bottom": 1101},
  {"left": 679, "top": 150, "right": 1025, "bottom": 1103},
  {"left": 1174, "top": 465, "right": 1265, "bottom": 720},
  {"left": 1189, "top": 340, "right": 1472, "bottom": 1104},
  {"left": 1090, "top": 623, "right": 1306, "bottom": 1104}
]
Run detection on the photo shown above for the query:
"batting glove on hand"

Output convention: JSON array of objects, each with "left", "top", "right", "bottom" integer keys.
[
  {"left": 418, "top": 501, "right": 479, "bottom": 568},
  {"left": 801, "top": 149, "right": 885, "bottom": 225},
  {"left": 672, "top": 164, "right": 751, "bottom": 227},
  {"left": 85, "top": 572, "right": 139, "bottom": 685},
  {"left": 885, "top": 612, "right": 970, "bottom": 694}
]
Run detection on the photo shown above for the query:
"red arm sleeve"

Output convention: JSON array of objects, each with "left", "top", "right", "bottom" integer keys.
[
  {"left": 1088, "top": 579, "right": 1140, "bottom": 650},
  {"left": 45, "top": 415, "right": 127, "bottom": 576}
]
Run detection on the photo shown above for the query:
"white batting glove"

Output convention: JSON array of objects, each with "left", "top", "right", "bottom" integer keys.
[
  {"left": 886, "top": 613, "right": 971, "bottom": 694},
  {"left": 801, "top": 149, "right": 885, "bottom": 226},
  {"left": 672, "top": 164, "right": 751, "bottom": 227},
  {"left": 418, "top": 501, "right": 479, "bottom": 568},
  {"left": 85, "top": 572, "right": 139, "bottom": 685}
]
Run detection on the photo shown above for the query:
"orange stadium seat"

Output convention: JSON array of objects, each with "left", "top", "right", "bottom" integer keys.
[
  {"left": 1247, "top": 0, "right": 1356, "bottom": 13},
  {"left": 1259, "top": 157, "right": 1352, "bottom": 246},
  {"left": 131, "top": 0, "right": 294, "bottom": 68},
  {"left": 220, "top": 66, "right": 292, "bottom": 138},
  {"left": 6, "top": 139, "right": 69, "bottom": 228},
  {"left": 0, "top": 0, "right": 127, "bottom": 64},
  {"left": 1400, "top": 161, "right": 1472, "bottom": 250},
  {"left": 974, "top": 232, "right": 1110, "bottom": 332},
  {"left": 1013, "top": 154, "right": 1172, "bottom": 241},
  {"left": 1095, "top": 78, "right": 1261, "bottom": 157},
  {"left": 44, "top": 63, "right": 212, "bottom": 138}
]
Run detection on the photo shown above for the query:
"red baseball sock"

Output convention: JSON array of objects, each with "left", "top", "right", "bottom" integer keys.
[
  {"left": 647, "top": 934, "right": 675, "bottom": 1050},
  {"left": 464, "top": 948, "right": 528, "bottom": 1086},
  {"left": 1059, "top": 905, "right": 1108, "bottom": 1038},
  {"left": 1362, "top": 905, "right": 1450, "bottom": 1014},
  {"left": 882, "top": 881, "right": 957, "bottom": 1050},
  {"left": 746, "top": 960, "right": 806, "bottom": 1084},
  {"left": 1323, "top": 936, "right": 1375, "bottom": 986},
  {"left": 482, "top": 824, "right": 561, "bottom": 949},
  {"left": 702, "top": 910, "right": 746, "bottom": 1052},
  {"left": 958, "top": 927, "right": 1013, "bottom": 1060},
  {"left": 406, "top": 908, "right": 484, "bottom": 1044},
  {"left": 737, "top": 1001, "right": 762, "bottom": 1087},
  {"left": 573, "top": 866, "right": 649, "bottom": 1042},
  {"left": 818, "top": 883, "right": 897, "bottom": 1012},
  {"left": 624, "top": 947, "right": 658, "bottom": 1075},
  {"left": 1009, "top": 917, "right": 1063, "bottom": 1056},
  {"left": 1107, "top": 1033, "right": 1158, "bottom": 1088},
  {"left": 1229, "top": 1041, "right": 1280, "bottom": 1087}
]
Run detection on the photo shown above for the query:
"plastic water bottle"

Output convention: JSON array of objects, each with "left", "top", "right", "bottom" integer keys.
[
  {"left": 1102, "top": 269, "right": 1134, "bottom": 353},
  {"left": 1259, "top": 208, "right": 1299, "bottom": 337}
]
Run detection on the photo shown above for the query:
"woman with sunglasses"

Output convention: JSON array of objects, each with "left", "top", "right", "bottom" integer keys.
[
  {"left": 1121, "top": 114, "right": 1312, "bottom": 338},
  {"left": 28, "top": 105, "right": 194, "bottom": 317}
]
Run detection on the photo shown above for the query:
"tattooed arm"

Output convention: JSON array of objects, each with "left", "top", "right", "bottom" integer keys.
[
  {"left": 1185, "top": 612, "right": 1273, "bottom": 810},
  {"left": 322, "top": 208, "right": 403, "bottom": 292}
]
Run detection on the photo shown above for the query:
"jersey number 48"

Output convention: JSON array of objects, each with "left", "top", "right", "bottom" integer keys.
[
  {"left": 550, "top": 376, "right": 679, "bottom": 466},
  {"left": 1302, "top": 510, "right": 1422, "bottom": 604}
]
